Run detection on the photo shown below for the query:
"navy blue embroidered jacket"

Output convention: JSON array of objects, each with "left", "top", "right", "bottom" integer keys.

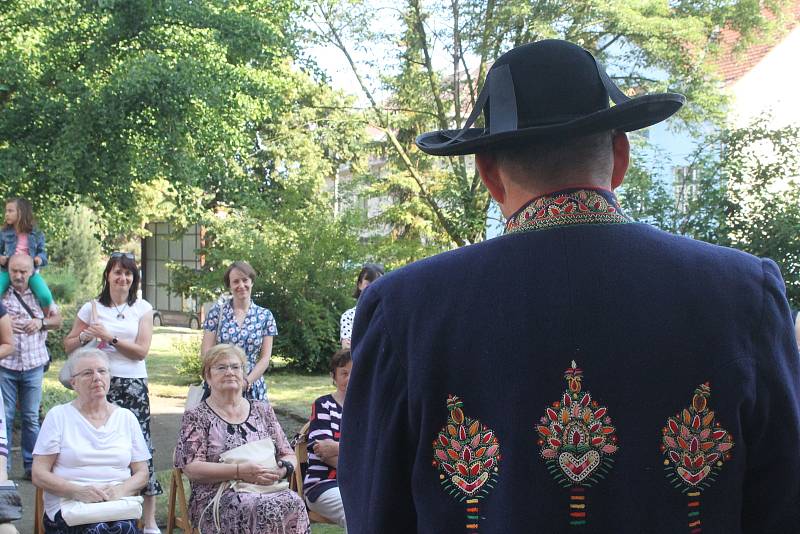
[{"left": 338, "top": 189, "right": 800, "bottom": 534}]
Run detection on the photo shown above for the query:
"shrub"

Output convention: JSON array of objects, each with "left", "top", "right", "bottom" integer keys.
[
  {"left": 176, "top": 336, "right": 203, "bottom": 384},
  {"left": 41, "top": 382, "right": 76, "bottom": 416},
  {"left": 46, "top": 302, "right": 79, "bottom": 362},
  {"left": 45, "top": 268, "right": 79, "bottom": 304}
]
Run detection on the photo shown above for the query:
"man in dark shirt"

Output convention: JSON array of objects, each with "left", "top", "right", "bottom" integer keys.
[{"left": 339, "top": 40, "right": 800, "bottom": 534}]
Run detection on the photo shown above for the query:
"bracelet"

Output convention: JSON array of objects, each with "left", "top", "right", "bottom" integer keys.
[{"left": 40, "top": 318, "right": 46, "bottom": 330}]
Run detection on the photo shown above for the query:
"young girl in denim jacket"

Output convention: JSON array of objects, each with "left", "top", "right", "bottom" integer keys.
[{"left": 0, "top": 198, "right": 53, "bottom": 310}]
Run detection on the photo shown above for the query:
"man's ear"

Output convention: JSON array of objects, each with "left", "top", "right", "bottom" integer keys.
[
  {"left": 610, "top": 131, "right": 630, "bottom": 190},
  {"left": 475, "top": 152, "right": 506, "bottom": 205}
]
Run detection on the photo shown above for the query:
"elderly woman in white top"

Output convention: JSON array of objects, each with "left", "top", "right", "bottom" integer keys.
[{"left": 32, "top": 348, "right": 150, "bottom": 534}]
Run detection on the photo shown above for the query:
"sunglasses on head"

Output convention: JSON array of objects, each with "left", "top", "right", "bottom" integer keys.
[{"left": 111, "top": 252, "right": 135, "bottom": 260}]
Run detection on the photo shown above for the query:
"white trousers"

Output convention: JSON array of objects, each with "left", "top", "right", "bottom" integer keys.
[{"left": 306, "top": 486, "right": 347, "bottom": 531}]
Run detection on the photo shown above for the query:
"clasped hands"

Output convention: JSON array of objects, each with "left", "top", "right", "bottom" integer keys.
[
  {"left": 13, "top": 318, "right": 43, "bottom": 335},
  {"left": 81, "top": 322, "right": 113, "bottom": 344},
  {"left": 313, "top": 439, "right": 339, "bottom": 463},
  {"left": 236, "top": 461, "right": 286, "bottom": 485},
  {"left": 71, "top": 483, "right": 127, "bottom": 503}
]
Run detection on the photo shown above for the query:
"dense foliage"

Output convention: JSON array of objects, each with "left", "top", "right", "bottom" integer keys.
[{"left": 1, "top": 0, "right": 304, "bottom": 239}]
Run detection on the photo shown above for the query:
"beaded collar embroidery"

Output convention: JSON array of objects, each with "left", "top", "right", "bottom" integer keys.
[{"left": 504, "top": 188, "right": 631, "bottom": 235}]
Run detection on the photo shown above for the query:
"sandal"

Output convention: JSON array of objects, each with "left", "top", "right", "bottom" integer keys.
[{"left": 142, "top": 528, "right": 161, "bottom": 534}]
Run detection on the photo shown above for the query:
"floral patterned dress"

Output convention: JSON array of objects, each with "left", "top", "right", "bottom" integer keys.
[
  {"left": 174, "top": 400, "right": 310, "bottom": 534},
  {"left": 203, "top": 301, "right": 278, "bottom": 400}
]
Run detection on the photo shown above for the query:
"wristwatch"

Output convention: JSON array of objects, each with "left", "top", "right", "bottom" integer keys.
[
  {"left": 277, "top": 459, "right": 294, "bottom": 481},
  {"left": 111, "top": 337, "right": 119, "bottom": 345}
]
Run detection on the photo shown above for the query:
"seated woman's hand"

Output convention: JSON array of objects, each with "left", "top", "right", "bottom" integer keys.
[
  {"left": 238, "top": 462, "right": 282, "bottom": 485},
  {"left": 71, "top": 485, "right": 110, "bottom": 503},
  {"left": 313, "top": 439, "right": 340, "bottom": 463},
  {"left": 98, "top": 484, "right": 125, "bottom": 501}
]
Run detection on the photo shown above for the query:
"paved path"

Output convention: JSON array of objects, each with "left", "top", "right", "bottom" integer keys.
[{"left": 9, "top": 394, "right": 306, "bottom": 533}]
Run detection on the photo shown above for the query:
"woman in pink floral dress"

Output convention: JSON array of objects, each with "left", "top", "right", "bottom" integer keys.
[{"left": 175, "top": 344, "right": 309, "bottom": 534}]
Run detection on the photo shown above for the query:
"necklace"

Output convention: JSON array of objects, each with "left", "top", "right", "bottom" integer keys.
[{"left": 112, "top": 301, "right": 128, "bottom": 319}]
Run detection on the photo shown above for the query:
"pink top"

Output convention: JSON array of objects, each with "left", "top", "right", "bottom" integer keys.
[{"left": 14, "top": 233, "right": 29, "bottom": 256}]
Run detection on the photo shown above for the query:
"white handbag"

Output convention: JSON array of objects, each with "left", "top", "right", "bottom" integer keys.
[
  {"left": 201, "top": 438, "right": 290, "bottom": 533},
  {"left": 60, "top": 495, "right": 143, "bottom": 527}
]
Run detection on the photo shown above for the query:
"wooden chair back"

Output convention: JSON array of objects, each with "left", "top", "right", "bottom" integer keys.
[
  {"left": 34, "top": 486, "right": 44, "bottom": 534},
  {"left": 166, "top": 467, "right": 197, "bottom": 534}
]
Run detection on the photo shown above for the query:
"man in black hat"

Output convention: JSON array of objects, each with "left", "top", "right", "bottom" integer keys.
[{"left": 338, "top": 40, "right": 800, "bottom": 533}]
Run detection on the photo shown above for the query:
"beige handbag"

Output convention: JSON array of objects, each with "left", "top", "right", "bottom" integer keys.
[{"left": 201, "top": 438, "right": 290, "bottom": 533}]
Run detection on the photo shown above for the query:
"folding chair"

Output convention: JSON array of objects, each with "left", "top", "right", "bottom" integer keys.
[
  {"left": 293, "top": 421, "right": 336, "bottom": 525},
  {"left": 166, "top": 466, "right": 197, "bottom": 534}
]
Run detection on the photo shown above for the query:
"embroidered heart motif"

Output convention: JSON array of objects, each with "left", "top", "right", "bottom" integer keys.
[
  {"left": 677, "top": 465, "right": 711, "bottom": 486},
  {"left": 451, "top": 472, "right": 489, "bottom": 495},
  {"left": 558, "top": 450, "right": 600, "bottom": 482}
]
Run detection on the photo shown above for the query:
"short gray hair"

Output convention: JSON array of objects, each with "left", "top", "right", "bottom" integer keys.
[{"left": 59, "top": 348, "right": 110, "bottom": 390}]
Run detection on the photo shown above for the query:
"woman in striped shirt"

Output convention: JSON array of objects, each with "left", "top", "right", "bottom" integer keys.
[{"left": 303, "top": 349, "right": 351, "bottom": 530}]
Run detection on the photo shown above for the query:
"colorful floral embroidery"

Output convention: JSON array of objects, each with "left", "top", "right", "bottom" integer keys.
[
  {"left": 537, "top": 361, "right": 618, "bottom": 526},
  {"left": 432, "top": 395, "right": 501, "bottom": 532},
  {"left": 505, "top": 188, "right": 631, "bottom": 234},
  {"left": 661, "top": 383, "right": 733, "bottom": 533}
]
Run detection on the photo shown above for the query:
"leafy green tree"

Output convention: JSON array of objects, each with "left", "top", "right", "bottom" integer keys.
[
  {"left": 170, "top": 203, "right": 369, "bottom": 372},
  {"left": 619, "top": 119, "right": 800, "bottom": 307},
  {"left": 0, "top": 0, "right": 302, "bottom": 239},
  {"left": 40, "top": 204, "right": 104, "bottom": 298},
  {"left": 308, "top": 0, "right": 791, "bottom": 251}
]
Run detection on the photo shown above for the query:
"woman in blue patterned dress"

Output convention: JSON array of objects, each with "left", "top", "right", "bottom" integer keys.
[{"left": 201, "top": 261, "right": 277, "bottom": 400}]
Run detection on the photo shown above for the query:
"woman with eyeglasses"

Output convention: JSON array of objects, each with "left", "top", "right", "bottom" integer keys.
[
  {"left": 175, "top": 344, "right": 309, "bottom": 534},
  {"left": 340, "top": 263, "right": 384, "bottom": 349},
  {"left": 32, "top": 348, "right": 150, "bottom": 533},
  {"left": 63, "top": 252, "right": 162, "bottom": 533}
]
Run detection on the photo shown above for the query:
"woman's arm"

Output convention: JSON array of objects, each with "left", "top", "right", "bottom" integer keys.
[
  {"left": 312, "top": 440, "right": 340, "bottom": 468},
  {"left": 63, "top": 317, "right": 91, "bottom": 354},
  {"left": 200, "top": 303, "right": 222, "bottom": 357},
  {"left": 0, "top": 316, "right": 13, "bottom": 359},
  {"left": 246, "top": 335, "right": 273, "bottom": 387},
  {"left": 84, "top": 312, "right": 153, "bottom": 361},
  {"left": 32, "top": 454, "right": 108, "bottom": 503},
  {"left": 183, "top": 460, "right": 284, "bottom": 486},
  {"left": 201, "top": 329, "right": 216, "bottom": 357}
]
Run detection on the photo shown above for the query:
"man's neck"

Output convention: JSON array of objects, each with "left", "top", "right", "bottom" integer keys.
[
  {"left": 501, "top": 181, "right": 613, "bottom": 218},
  {"left": 10, "top": 285, "right": 29, "bottom": 295}
]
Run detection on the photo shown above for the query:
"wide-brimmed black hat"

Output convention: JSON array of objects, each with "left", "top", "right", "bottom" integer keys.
[{"left": 415, "top": 40, "right": 685, "bottom": 156}]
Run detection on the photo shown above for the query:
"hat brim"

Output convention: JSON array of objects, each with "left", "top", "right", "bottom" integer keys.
[{"left": 415, "top": 93, "right": 685, "bottom": 156}]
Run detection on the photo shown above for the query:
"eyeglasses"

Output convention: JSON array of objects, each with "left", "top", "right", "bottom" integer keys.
[
  {"left": 211, "top": 363, "right": 243, "bottom": 373},
  {"left": 72, "top": 368, "right": 110, "bottom": 379},
  {"left": 111, "top": 252, "right": 135, "bottom": 260}
]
